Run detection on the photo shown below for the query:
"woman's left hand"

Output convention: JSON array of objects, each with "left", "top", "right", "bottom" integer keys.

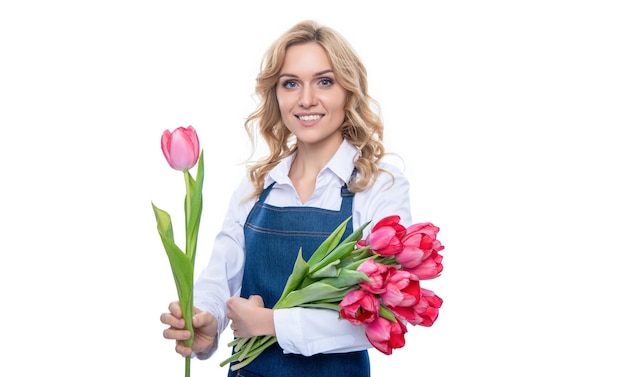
[{"left": 227, "top": 295, "right": 276, "bottom": 338}]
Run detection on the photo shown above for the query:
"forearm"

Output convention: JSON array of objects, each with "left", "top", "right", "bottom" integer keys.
[{"left": 273, "top": 308, "right": 371, "bottom": 356}]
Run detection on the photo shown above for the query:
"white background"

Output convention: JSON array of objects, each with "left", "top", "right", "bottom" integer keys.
[{"left": 1, "top": 1, "right": 624, "bottom": 376}]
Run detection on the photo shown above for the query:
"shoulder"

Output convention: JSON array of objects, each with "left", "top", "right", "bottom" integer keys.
[
  {"left": 232, "top": 174, "right": 254, "bottom": 197},
  {"left": 370, "top": 160, "right": 410, "bottom": 192},
  {"left": 353, "top": 160, "right": 412, "bottom": 229},
  {"left": 227, "top": 174, "right": 257, "bottom": 218}
]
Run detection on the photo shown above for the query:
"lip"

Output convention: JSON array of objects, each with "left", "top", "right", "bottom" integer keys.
[{"left": 295, "top": 113, "right": 324, "bottom": 127}]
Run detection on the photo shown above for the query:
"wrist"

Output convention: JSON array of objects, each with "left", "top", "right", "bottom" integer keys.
[{"left": 256, "top": 307, "right": 276, "bottom": 337}]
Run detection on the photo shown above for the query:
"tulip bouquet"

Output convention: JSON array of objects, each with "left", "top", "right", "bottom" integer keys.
[
  {"left": 152, "top": 126, "right": 204, "bottom": 377},
  {"left": 221, "top": 215, "right": 444, "bottom": 371}
]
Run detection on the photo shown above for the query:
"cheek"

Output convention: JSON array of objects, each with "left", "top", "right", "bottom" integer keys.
[
  {"left": 276, "top": 93, "right": 293, "bottom": 116},
  {"left": 325, "top": 91, "right": 348, "bottom": 113}
]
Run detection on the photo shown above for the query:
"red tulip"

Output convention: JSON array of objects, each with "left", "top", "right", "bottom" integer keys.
[
  {"left": 404, "top": 223, "right": 440, "bottom": 245},
  {"left": 388, "top": 287, "right": 442, "bottom": 326},
  {"left": 161, "top": 126, "right": 200, "bottom": 171},
  {"left": 361, "top": 216, "right": 406, "bottom": 256},
  {"left": 356, "top": 259, "right": 391, "bottom": 294},
  {"left": 338, "top": 290, "right": 380, "bottom": 325},
  {"left": 379, "top": 268, "right": 421, "bottom": 308},
  {"left": 405, "top": 251, "right": 444, "bottom": 280},
  {"left": 414, "top": 288, "right": 443, "bottom": 327},
  {"left": 372, "top": 215, "right": 406, "bottom": 235},
  {"left": 388, "top": 304, "right": 420, "bottom": 326},
  {"left": 365, "top": 316, "right": 408, "bottom": 355},
  {"left": 395, "top": 222, "right": 444, "bottom": 269}
]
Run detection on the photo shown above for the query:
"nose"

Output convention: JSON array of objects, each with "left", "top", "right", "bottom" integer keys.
[{"left": 298, "top": 84, "right": 316, "bottom": 108}]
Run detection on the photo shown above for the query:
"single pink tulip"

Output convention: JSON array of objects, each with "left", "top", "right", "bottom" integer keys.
[
  {"left": 365, "top": 316, "right": 407, "bottom": 355},
  {"left": 405, "top": 251, "right": 444, "bottom": 280},
  {"left": 379, "top": 268, "right": 421, "bottom": 308},
  {"left": 357, "top": 259, "right": 390, "bottom": 294},
  {"left": 395, "top": 222, "right": 444, "bottom": 269},
  {"left": 404, "top": 222, "right": 440, "bottom": 244},
  {"left": 387, "top": 293, "right": 423, "bottom": 326},
  {"left": 161, "top": 126, "right": 200, "bottom": 171},
  {"left": 338, "top": 289, "right": 380, "bottom": 325},
  {"left": 394, "top": 245, "right": 426, "bottom": 269},
  {"left": 367, "top": 226, "right": 404, "bottom": 256},
  {"left": 360, "top": 215, "right": 408, "bottom": 256},
  {"left": 414, "top": 288, "right": 443, "bottom": 327},
  {"left": 389, "top": 287, "right": 441, "bottom": 326},
  {"left": 371, "top": 215, "right": 406, "bottom": 236}
]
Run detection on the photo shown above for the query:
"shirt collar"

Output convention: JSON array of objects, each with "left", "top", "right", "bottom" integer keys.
[{"left": 266, "top": 139, "right": 359, "bottom": 187}]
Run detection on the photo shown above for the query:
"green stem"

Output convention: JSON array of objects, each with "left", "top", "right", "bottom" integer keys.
[
  {"left": 225, "top": 337, "right": 279, "bottom": 371},
  {"left": 183, "top": 170, "right": 193, "bottom": 257},
  {"left": 185, "top": 355, "right": 190, "bottom": 377}
]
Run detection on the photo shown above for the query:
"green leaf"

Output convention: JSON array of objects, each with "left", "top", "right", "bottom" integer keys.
[
  {"left": 275, "top": 248, "right": 309, "bottom": 305},
  {"left": 297, "top": 303, "right": 340, "bottom": 311},
  {"left": 318, "top": 268, "right": 369, "bottom": 289},
  {"left": 306, "top": 217, "right": 351, "bottom": 267},
  {"left": 162, "top": 235, "right": 193, "bottom": 317},
  {"left": 308, "top": 259, "right": 340, "bottom": 279},
  {"left": 343, "top": 220, "right": 371, "bottom": 244},
  {"left": 276, "top": 282, "right": 354, "bottom": 309},
  {"left": 184, "top": 151, "right": 204, "bottom": 266},
  {"left": 152, "top": 203, "right": 175, "bottom": 242},
  {"left": 339, "top": 253, "right": 372, "bottom": 271},
  {"left": 309, "top": 241, "right": 356, "bottom": 274},
  {"left": 308, "top": 220, "right": 371, "bottom": 274},
  {"left": 152, "top": 203, "right": 194, "bottom": 345},
  {"left": 379, "top": 304, "right": 397, "bottom": 322}
]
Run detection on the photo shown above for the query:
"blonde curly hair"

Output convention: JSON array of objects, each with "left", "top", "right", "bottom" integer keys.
[{"left": 245, "top": 20, "right": 388, "bottom": 197}]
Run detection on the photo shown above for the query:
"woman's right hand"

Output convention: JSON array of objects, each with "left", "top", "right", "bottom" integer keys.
[{"left": 160, "top": 301, "right": 218, "bottom": 357}]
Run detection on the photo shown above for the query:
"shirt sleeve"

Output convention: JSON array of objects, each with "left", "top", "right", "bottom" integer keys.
[{"left": 274, "top": 308, "right": 371, "bottom": 356}]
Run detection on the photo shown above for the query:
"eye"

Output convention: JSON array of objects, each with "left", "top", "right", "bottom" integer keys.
[
  {"left": 319, "top": 78, "right": 334, "bottom": 87},
  {"left": 281, "top": 80, "right": 298, "bottom": 89}
]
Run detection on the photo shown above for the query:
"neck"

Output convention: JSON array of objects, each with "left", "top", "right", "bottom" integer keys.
[{"left": 290, "top": 137, "right": 343, "bottom": 180}]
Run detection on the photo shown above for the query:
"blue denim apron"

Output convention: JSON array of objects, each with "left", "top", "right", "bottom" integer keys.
[{"left": 228, "top": 179, "right": 370, "bottom": 377}]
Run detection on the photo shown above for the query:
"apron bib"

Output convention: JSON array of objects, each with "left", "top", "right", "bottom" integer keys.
[{"left": 230, "top": 178, "right": 369, "bottom": 377}]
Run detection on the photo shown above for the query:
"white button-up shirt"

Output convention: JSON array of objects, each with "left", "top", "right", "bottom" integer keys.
[{"left": 194, "top": 140, "right": 412, "bottom": 358}]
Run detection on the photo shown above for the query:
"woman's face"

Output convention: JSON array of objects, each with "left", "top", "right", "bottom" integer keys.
[{"left": 276, "top": 42, "right": 348, "bottom": 148}]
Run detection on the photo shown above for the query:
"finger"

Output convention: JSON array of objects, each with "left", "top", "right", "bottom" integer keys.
[
  {"left": 168, "top": 301, "right": 182, "bottom": 317},
  {"left": 192, "top": 314, "right": 202, "bottom": 327},
  {"left": 163, "top": 328, "right": 191, "bottom": 341},
  {"left": 175, "top": 342, "right": 193, "bottom": 357},
  {"left": 226, "top": 296, "right": 242, "bottom": 310},
  {"left": 160, "top": 312, "right": 185, "bottom": 329},
  {"left": 191, "top": 310, "right": 211, "bottom": 327},
  {"left": 160, "top": 312, "right": 175, "bottom": 326},
  {"left": 249, "top": 295, "right": 264, "bottom": 307}
]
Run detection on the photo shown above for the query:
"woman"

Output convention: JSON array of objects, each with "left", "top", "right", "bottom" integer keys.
[{"left": 161, "top": 20, "right": 412, "bottom": 377}]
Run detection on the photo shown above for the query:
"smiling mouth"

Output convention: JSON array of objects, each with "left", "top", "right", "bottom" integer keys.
[{"left": 297, "top": 114, "right": 323, "bottom": 121}]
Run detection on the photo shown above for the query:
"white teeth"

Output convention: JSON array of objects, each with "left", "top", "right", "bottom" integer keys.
[{"left": 298, "top": 114, "right": 322, "bottom": 121}]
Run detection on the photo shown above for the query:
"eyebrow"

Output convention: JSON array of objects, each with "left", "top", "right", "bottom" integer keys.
[{"left": 278, "top": 69, "right": 334, "bottom": 79}]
